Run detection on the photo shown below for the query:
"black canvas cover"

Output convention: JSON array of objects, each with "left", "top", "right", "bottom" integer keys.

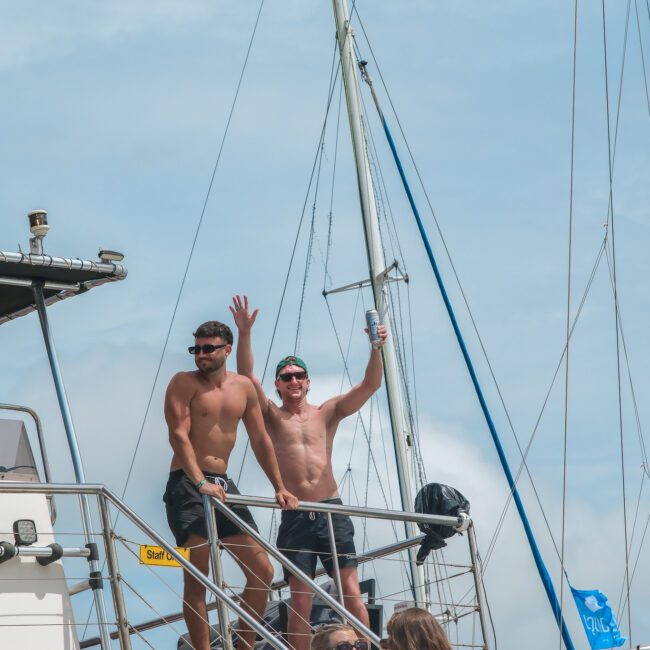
[{"left": 414, "top": 483, "right": 470, "bottom": 565}]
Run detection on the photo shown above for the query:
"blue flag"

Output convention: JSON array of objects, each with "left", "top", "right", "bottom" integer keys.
[{"left": 571, "top": 586, "right": 627, "bottom": 649}]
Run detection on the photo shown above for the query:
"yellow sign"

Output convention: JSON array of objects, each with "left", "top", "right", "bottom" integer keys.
[{"left": 139, "top": 545, "right": 190, "bottom": 568}]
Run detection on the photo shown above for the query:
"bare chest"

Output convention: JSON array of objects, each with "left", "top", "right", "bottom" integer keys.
[
  {"left": 272, "top": 408, "right": 331, "bottom": 450},
  {"left": 190, "top": 385, "right": 246, "bottom": 425}
]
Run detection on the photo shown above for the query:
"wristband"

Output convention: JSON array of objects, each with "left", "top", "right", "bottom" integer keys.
[{"left": 195, "top": 478, "right": 207, "bottom": 490}]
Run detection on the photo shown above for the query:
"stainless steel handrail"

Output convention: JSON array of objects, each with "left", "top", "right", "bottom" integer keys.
[
  {"left": 100, "top": 487, "right": 289, "bottom": 650},
  {"left": 0, "top": 483, "right": 486, "bottom": 649},
  {"left": 81, "top": 533, "right": 429, "bottom": 644},
  {"left": 0, "top": 482, "right": 470, "bottom": 529},
  {"left": 0, "top": 483, "right": 288, "bottom": 650},
  {"left": 0, "top": 403, "right": 57, "bottom": 524},
  {"left": 224, "top": 493, "right": 469, "bottom": 528},
  {"left": 0, "top": 482, "right": 106, "bottom": 494}
]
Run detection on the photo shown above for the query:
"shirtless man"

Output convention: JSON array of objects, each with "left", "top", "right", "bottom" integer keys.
[
  {"left": 164, "top": 320, "right": 297, "bottom": 650},
  {"left": 230, "top": 296, "right": 387, "bottom": 650}
]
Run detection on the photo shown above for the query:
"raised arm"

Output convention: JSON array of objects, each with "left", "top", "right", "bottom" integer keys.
[
  {"left": 241, "top": 378, "right": 297, "bottom": 509},
  {"left": 331, "top": 324, "right": 388, "bottom": 421},
  {"left": 164, "top": 373, "right": 227, "bottom": 501},
  {"left": 230, "top": 295, "right": 270, "bottom": 415}
]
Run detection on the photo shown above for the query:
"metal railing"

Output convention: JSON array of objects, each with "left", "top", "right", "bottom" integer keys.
[
  {"left": 206, "top": 494, "right": 485, "bottom": 650},
  {"left": 0, "top": 482, "right": 488, "bottom": 650},
  {"left": 78, "top": 533, "right": 428, "bottom": 645},
  {"left": 0, "top": 403, "right": 56, "bottom": 524},
  {"left": 0, "top": 482, "right": 289, "bottom": 650}
]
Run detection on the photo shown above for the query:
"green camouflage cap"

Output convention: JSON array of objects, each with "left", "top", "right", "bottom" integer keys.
[{"left": 275, "top": 355, "right": 308, "bottom": 378}]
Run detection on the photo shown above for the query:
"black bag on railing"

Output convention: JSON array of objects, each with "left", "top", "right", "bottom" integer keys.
[{"left": 414, "top": 483, "right": 470, "bottom": 565}]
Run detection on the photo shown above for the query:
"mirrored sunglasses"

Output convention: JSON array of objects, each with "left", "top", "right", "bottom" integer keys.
[
  {"left": 278, "top": 371, "right": 308, "bottom": 382},
  {"left": 332, "top": 642, "right": 369, "bottom": 650},
  {"left": 188, "top": 343, "right": 228, "bottom": 355}
]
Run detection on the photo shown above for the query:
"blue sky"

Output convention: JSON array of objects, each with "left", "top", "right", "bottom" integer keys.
[{"left": 1, "top": 1, "right": 649, "bottom": 648}]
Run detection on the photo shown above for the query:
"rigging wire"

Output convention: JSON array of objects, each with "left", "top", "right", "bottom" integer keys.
[
  {"left": 482, "top": 217, "right": 648, "bottom": 577},
  {"left": 353, "top": 1, "right": 650, "bottom": 638},
  {"left": 634, "top": 0, "right": 650, "bottom": 116},
  {"left": 285, "top": 54, "right": 419, "bottom": 604},
  {"left": 325, "top": 287, "right": 410, "bottom": 597},
  {"left": 355, "top": 1, "right": 648, "bottom": 611},
  {"left": 234, "top": 39, "right": 341, "bottom": 483},
  {"left": 352, "top": 26, "right": 448, "bottom": 612},
  {"left": 489, "top": 0, "right": 647, "bottom": 620},
  {"left": 351, "top": 1, "right": 561, "bottom": 538},
  {"left": 80, "top": 1, "right": 268, "bottom": 638},
  {"left": 323, "top": 73, "right": 344, "bottom": 290},
  {"left": 626, "top": 509, "right": 650, "bottom": 597},
  {"left": 610, "top": 0, "right": 633, "bottom": 171},
  {"left": 352, "top": 86, "right": 429, "bottom": 486},
  {"left": 119, "top": 0, "right": 267, "bottom": 505},
  {"left": 309, "top": 43, "right": 415, "bottom": 598},
  {"left": 406, "top": 283, "right": 428, "bottom": 486},
  {"left": 602, "top": 248, "right": 647, "bottom": 626},
  {"left": 295, "top": 141, "right": 327, "bottom": 353},
  {"left": 602, "top": 0, "right": 634, "bottom": 636},
  {"left": 353, "top": 8, "right": 582, "bottom": 620},
  {"left": 481, "top": 239, "right": 607, "bottom": 569},
  {"left": 616, "top": 472, "right": 647, "bottom": 616},
  {"left": 559, "top": 2, "right": 580, "bottom": 644},
  {"left": 323, "top": 296, "right": 402, "bottom": 536},
  {"left": 602, "top": 248, "right": 650, "bottom": 470},
  {"left": 352, "top": 73, "right": 426, "bottom": 489},
  {"left": 318, "top": 35, "right": 411, "bottom": 529}
]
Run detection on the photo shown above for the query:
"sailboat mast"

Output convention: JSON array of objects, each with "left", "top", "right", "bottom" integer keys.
[{"left": 331, "top": 0, "right": 427, "bottom": 608}]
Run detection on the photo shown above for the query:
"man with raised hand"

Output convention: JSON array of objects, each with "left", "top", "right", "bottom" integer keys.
[
  {"left": 164, "top": 319, "right": 297, "bottom": 650},
  {"left": 230, "top": 295, "right": 387, "bottom": 650}
]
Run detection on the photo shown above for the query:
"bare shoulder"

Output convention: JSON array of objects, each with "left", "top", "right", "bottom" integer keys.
[
  {"left": 229, "top": 371, "right": 254, "bottom": 390},
  {"left": 164, "top": 372, "right": 199, "bottom": 416},
  {"left": 318, "top": 395, "right": 340, "bottom": 414},
  {"left": 167, "top": 371, "right": 200, "bottom": 394}
]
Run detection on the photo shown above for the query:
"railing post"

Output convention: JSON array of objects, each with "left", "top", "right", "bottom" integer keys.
[
  {"left": 203, "top": 495, "right": 234, "bottom": 650},
  {"left": 467, "top": 524, "right": 489, "bottom": 650},
  {"left": 97, "top": 494, "right": 132, "bottom": 650},
  {"left": 325, "top": 513, "right": 346, "bottom": 611}
]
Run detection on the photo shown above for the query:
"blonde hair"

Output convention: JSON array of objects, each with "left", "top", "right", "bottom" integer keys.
[
  {"left": 311, "top": 624, "right": 356, "bottom": 650},
  {"left": 386, "top": 608, "right": 451, "bottom": 650}
]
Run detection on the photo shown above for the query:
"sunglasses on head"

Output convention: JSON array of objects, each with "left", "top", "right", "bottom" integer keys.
[
  {"left": 188, "top": 343, "right": 228, "bottom": 355},
  {"left": 331, "top": 642, "right": 369, "bottom": 650},
  {"left": 277, "top": 371, "right": 307, "bottom": 382}
]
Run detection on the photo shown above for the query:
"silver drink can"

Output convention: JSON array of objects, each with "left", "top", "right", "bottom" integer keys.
[{"left": 365, "top": 308, "right": 381, "bottom": 347}]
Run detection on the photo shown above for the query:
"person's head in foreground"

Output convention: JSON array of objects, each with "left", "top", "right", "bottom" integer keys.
[
  {"left": 385, "top": 607, "right": 452, "bottom": 650},
  {"left": 311, "top": 624, "right": 368, "bottom": 650}
]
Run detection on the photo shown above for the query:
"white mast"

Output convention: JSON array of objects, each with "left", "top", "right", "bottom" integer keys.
[{"left": 331, "top": 0, "right": 428, "bottom": 608}]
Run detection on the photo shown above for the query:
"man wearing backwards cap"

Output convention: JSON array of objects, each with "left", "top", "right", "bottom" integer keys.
[{"left": 230, "top": 295, "right": 387, "bottom": 650}]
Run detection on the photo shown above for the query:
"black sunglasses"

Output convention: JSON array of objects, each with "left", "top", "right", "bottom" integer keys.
[
  {"left": 278, "top": 371, "right": 308, "bottom": 382},
  {"left": 188, "top": 344, "right": 228, "bottom": 355},
  {"left": 331, "top": 642, "right": 369, "bottom": 650}
]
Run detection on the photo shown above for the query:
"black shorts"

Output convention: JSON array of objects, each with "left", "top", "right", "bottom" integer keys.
[
  {"left": 276, "top": 498, "right": 358, "bottom": 581},
  {"left": 163, "top": 470, "right": 258, "bottom": 546}
]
